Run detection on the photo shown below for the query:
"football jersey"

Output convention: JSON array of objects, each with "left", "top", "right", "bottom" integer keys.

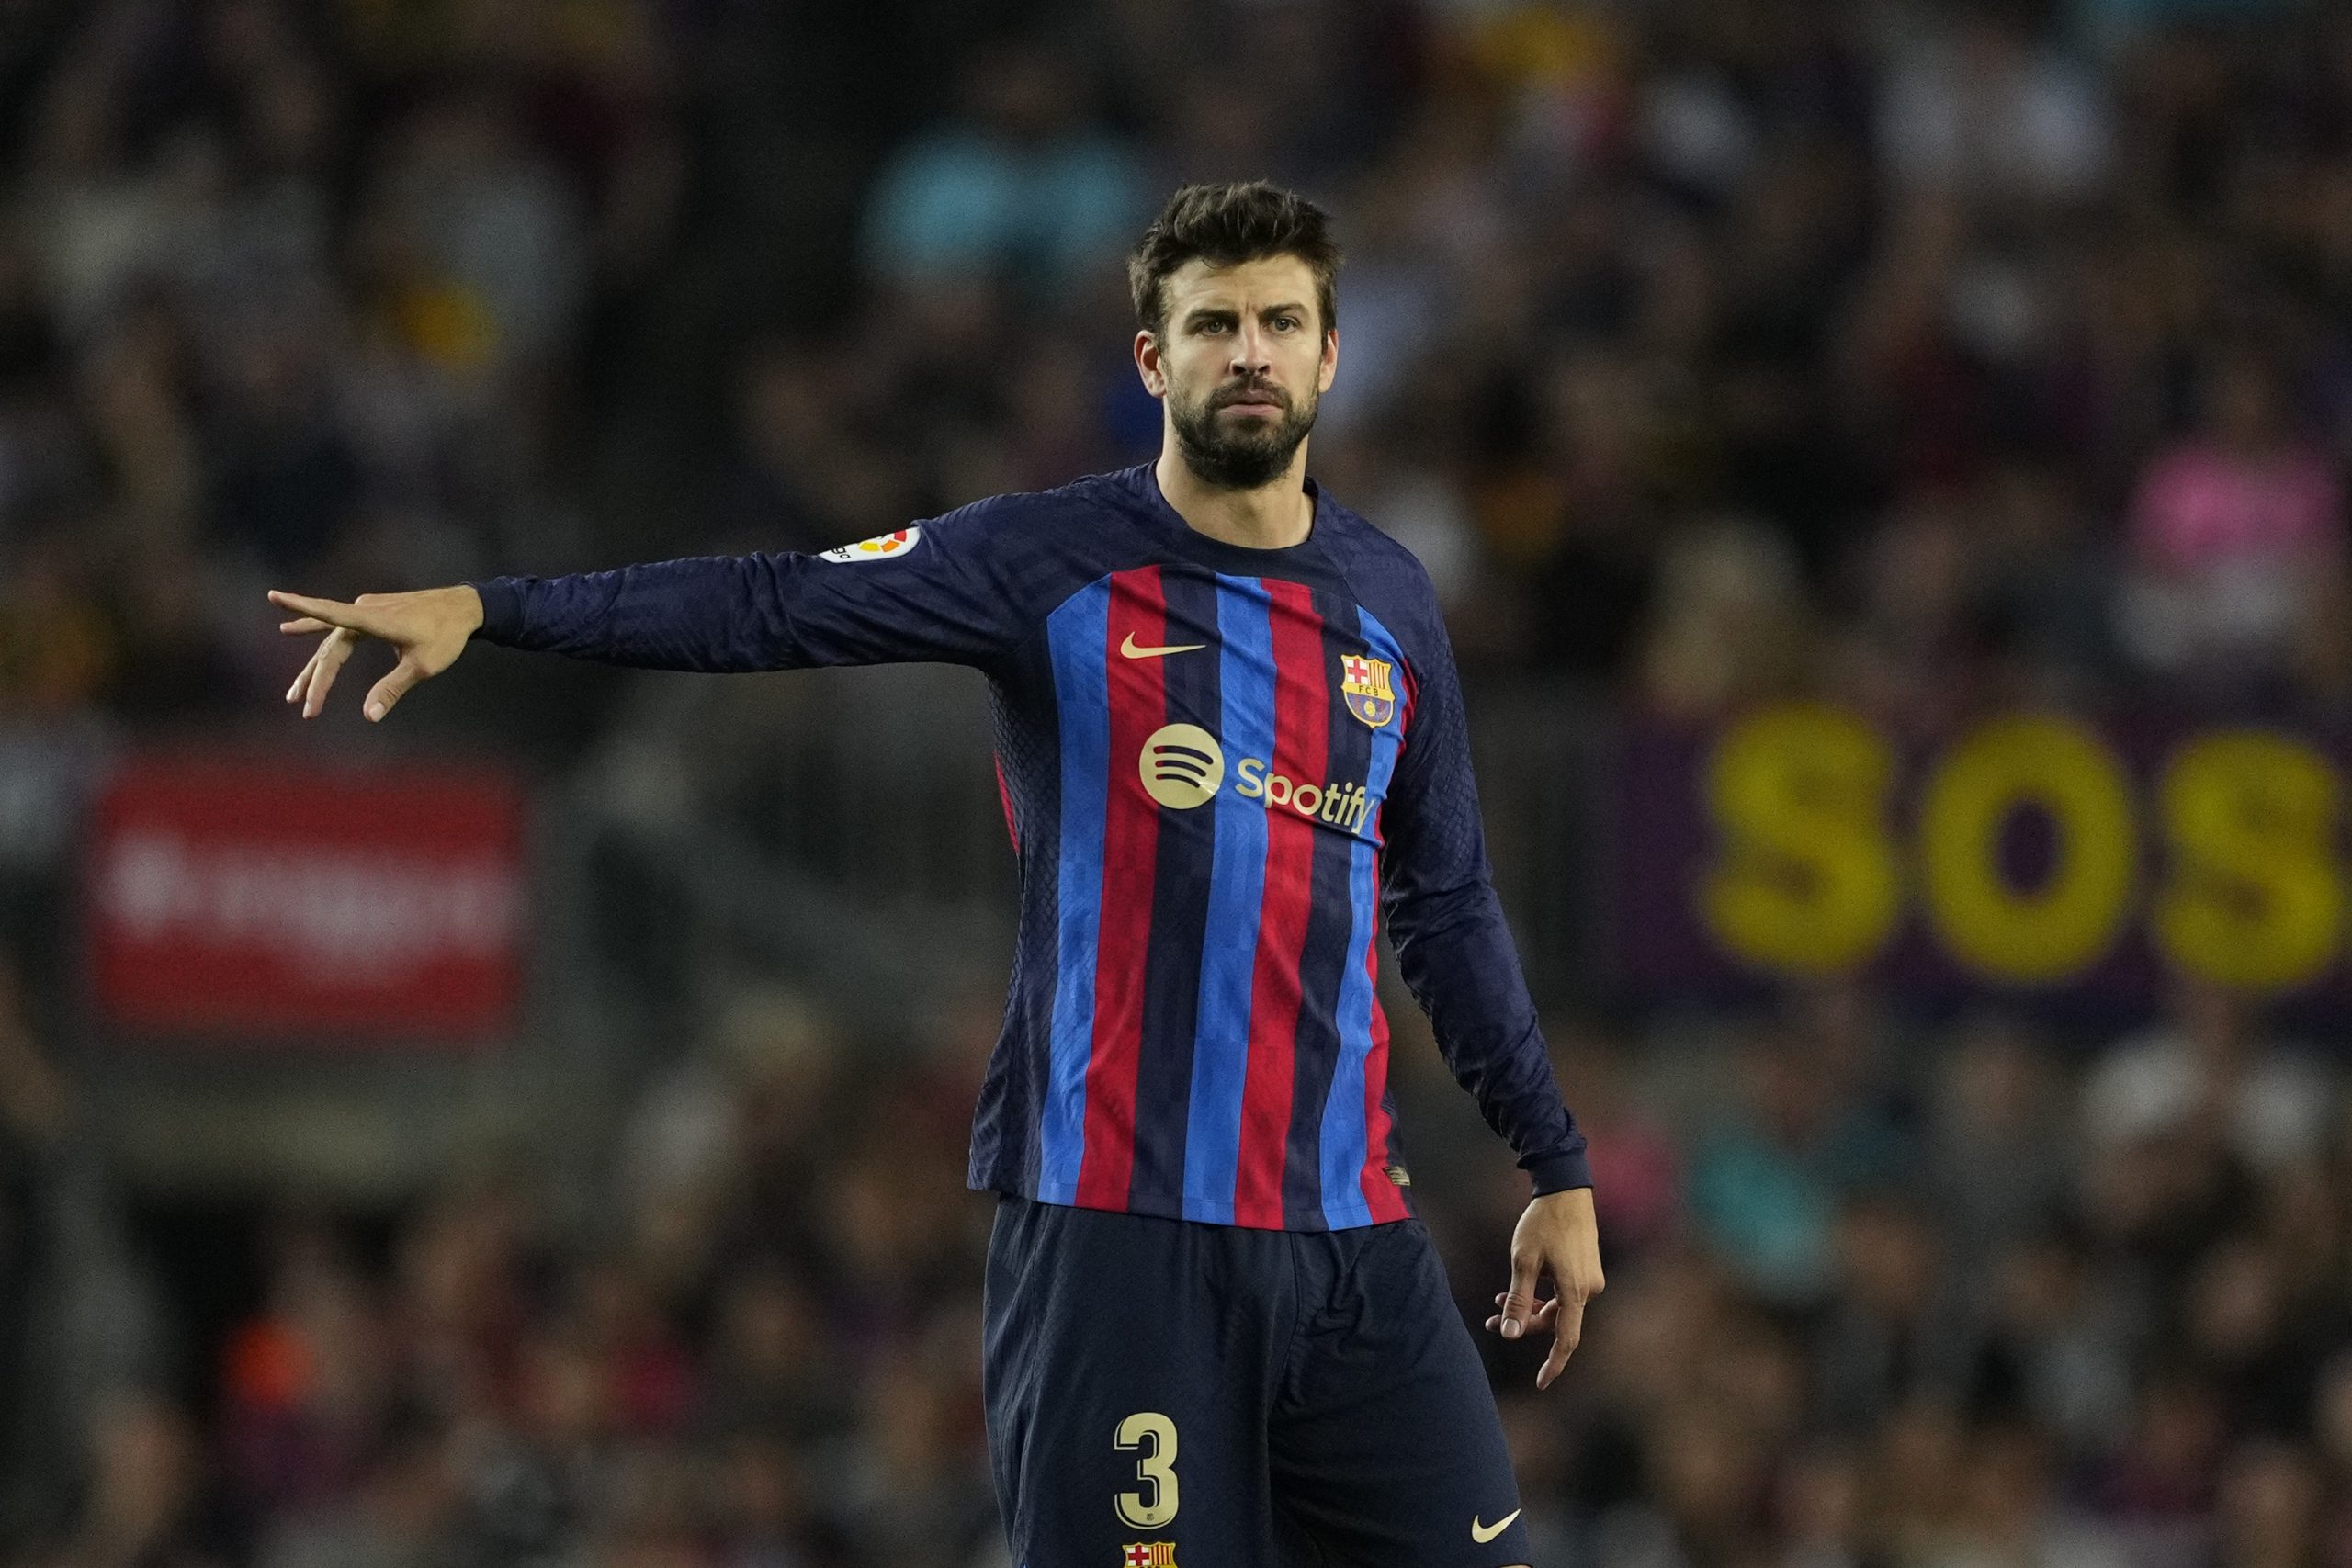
[{"left": 470, "top": 462, "right": 1589, "bottom": 1231}]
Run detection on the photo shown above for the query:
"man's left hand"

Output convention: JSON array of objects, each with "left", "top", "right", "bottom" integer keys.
[{"left": 1484, "top": 1186, "right": 1604, "bottom": 1390}]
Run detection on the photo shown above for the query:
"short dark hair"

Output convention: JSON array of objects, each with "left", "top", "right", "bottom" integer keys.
[{"left": 1127, "top": 181, "right": 1341, "bottom": 339}]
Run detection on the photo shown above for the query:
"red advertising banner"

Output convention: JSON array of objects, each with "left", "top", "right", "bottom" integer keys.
[{"left": 85, "top": 755, "right": 527, "bottom": 1042}]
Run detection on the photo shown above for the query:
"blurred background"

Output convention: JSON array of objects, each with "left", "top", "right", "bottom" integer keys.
[{"left": 5, "top": 0, "right": 2352, "bottom": 1563}]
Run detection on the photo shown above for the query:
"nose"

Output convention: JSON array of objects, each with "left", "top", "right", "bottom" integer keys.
[{"left": 1229, "top": 323, "right": 1272, "bottom": 378}]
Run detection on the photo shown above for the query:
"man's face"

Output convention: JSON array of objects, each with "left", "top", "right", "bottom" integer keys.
[{"left": 1138, "top": 254, "right": 1339, "bottom": 491}]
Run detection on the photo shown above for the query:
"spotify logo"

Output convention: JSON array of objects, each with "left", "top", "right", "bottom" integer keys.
[{"left": 1139, "top": 724, "right": 1225, "bottom": 809}]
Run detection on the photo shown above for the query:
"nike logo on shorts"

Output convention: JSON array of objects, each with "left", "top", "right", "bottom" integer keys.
[{"left": 1471, "top": 1509, "right": 1521, "bottom": 1543}]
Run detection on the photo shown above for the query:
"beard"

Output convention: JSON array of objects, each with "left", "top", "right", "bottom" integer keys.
[{"left": 1169, "top": 376, "right": 1319, "bottom": 491}]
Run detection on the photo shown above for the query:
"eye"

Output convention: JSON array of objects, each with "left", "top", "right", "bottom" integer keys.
[{"left": 1272, "top": 316, "right": 1300, "bottom": 332}]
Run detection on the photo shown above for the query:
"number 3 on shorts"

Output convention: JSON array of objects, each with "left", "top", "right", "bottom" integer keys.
[{"left": 1114, "top": 1412, "right": 1179, "bottom": 1528}]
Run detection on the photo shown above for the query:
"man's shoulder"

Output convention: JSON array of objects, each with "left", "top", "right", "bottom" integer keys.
[
  {"left": 1314, "top": 491, "right": 1444, "bottom": 638},
  {"left": 929, "top": 467, "right": 1151, "bottom": 536},
  {"left": 918, "top": 468, "right": 1155, "bottom": 573},
  {"left": 911, "top": 468, "right": 1159, "bottom": 630}
]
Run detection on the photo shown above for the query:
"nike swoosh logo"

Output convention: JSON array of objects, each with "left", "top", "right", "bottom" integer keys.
[
  {"left": 1471, "top": 1510, "right": 1521, "bottom": 1544},
  {"left": 1120, "top": 633, "right": 1206, "bottom": 660}
]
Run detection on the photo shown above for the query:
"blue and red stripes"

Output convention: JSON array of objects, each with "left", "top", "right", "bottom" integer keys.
[
  {"left": 1041, "top": 564, "right": 1411, "bottom": 1229},
  {"left": 1351, "top": 653, "right": 1419, "bottom": 1221},
  {"left": 1073, "top": 570, "right": 1172, "bottom": 1210},
  {"left": 1181, "top": 577, "right": 1276, "bottom": 1223},
  {"left": 1129, "top": 569, "right": 1225, "bottom": 1205},
  {"left": 1039, "top": 579, "right": 1112, "bottom": 1204},
  {"left": 1319, "top": 605, "right": 1411, "bottom": 1226},
  {"left": 1237, "top": 579, "right": 1329, "bottom": 1227}
]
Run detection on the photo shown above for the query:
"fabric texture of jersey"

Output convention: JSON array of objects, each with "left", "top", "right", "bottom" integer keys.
[{"left": 470, "top": 462, "right": 1589, "bottom": 1231}]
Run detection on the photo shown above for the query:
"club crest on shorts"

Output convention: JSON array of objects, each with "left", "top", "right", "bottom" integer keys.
[
  {"left": 1121, "top": 1546, "right": 1177, "bottom": 1567},
  {"left": 819, "top": 526, "right": 921, "bottom": 563},
  {"left": 1340, "top": 654, "right": 1396, "bottom": 728}
]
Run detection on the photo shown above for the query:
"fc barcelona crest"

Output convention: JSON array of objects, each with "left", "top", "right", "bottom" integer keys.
[{"left": 1340, "top": 654, "right": 1396, "bottom": 728}]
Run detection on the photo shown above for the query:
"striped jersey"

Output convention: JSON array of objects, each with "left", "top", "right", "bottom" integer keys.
[{"left": 471, "top": 462, "right": 1589, "bottom": 1231}]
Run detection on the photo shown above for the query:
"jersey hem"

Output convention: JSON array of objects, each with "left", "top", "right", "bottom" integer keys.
[{"left": 970, "top": 1175, "right": 1385, "bottom": 1233}]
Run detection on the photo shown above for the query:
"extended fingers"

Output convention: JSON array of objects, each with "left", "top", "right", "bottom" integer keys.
[
  {"left": 288, "top": 629, "right": 356, "bottom": 717},
  {"left": 1537, "top": 1294, "right": 1588, "bottom": 1391},
  {"left": 1487, "top": 1291, "right": 1586, "bottom": 1389},
  {"left": 268, "top": 590, "right": 379, "bottom": 637}
]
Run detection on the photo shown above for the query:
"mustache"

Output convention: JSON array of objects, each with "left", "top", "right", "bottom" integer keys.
[{"left": 1211, "top": 379, "right": 1290, "bottom": 410}]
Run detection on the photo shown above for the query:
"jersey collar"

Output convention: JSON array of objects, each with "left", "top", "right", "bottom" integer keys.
[{"left": 1137, "top": 462, "right": 1345, "bottom": 587}]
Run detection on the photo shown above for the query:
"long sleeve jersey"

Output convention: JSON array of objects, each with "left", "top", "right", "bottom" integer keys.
[{"left": 471, "top": 462, "right": 1589, "bottom": 1230}]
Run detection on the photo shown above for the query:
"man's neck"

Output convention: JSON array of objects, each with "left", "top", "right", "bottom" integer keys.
[{"left": 1155, "top": 447, "right": 1315, "bottom": 550}]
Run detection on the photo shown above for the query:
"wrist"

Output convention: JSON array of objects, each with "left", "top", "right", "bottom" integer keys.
[
  {"left": 1523, "top": 1146, "right": 1592, "bottom": 1196},
  {"left": 464, "top": 579, "right": 520, "bottom": 642}
]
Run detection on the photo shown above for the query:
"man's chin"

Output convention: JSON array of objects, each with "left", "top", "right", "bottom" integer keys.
[
  {"left": 1171, "top": 399, "right": 1316, "bottom": 490},
  {"left": 1178, "top": 440, "right": 1295, "bottom": 491}
]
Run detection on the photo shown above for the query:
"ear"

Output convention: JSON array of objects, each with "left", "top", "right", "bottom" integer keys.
[
  {"left": 1317, "top": 327, "right": 1339, "bottom": 395},
  {"left": 1135, "top": 329, "right": 1169, "bottom": 399}
]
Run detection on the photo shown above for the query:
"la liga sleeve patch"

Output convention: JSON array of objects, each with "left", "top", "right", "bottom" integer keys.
[{"left": 819, "top": 525, "right": 922, "bottom": 563}]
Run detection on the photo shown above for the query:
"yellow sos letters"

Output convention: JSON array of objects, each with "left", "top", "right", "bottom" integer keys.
[
  {"left": 1696, "top": 706, "right": 2350, "bottom": 992},
  {"left": 1917, "top": 717, "right": 2135, "bottom": 982},
  {"left": 1700, "top": 705, "right": 1902, "bottom": 975},
  {"left": 2154, "top": 733, "right": 2341, "bottom": 989}
]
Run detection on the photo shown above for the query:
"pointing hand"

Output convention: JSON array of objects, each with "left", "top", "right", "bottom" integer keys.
[{"left": 270, "top": 586, "right": 484, "bottom": 721}]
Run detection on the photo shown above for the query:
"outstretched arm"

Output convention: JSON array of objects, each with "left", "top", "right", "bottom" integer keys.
[{"left": 272, "top": 507, "right": 1027, "bottom": 720}]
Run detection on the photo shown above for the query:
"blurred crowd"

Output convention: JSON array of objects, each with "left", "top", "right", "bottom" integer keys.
[
  {"left": 1474, "top": 978, "right": 2352, "bottom": 1568},
  {"left": 5, "top": 0, "right": 2352, "bottom": 1563},
  {"left": 10, "top": 963, "right": 2352, "bottom": 1567},
  {"left": 9, "top": 0, "right": 2352, "bottom": 732}
]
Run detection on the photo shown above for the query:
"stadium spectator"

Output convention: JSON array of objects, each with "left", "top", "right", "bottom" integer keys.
[
  {"left": 860, "top": 38, "right": 1146, "bottom": 301},
  {"left": 2083, "top": 977, "right": 2337, "bottom": 1175},
  {"left": 2119, "top": 352, "right": 2347, "bottom": 693}
]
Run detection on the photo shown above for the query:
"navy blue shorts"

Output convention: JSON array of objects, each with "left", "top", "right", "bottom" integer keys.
[{"left": 981, "top": 1195, "right": 1532, "bottom": 1567}]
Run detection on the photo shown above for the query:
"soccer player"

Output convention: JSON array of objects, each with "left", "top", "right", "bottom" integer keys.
[{"left": 273, "top": 181, "right": 1601, "bottom": 1567}]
